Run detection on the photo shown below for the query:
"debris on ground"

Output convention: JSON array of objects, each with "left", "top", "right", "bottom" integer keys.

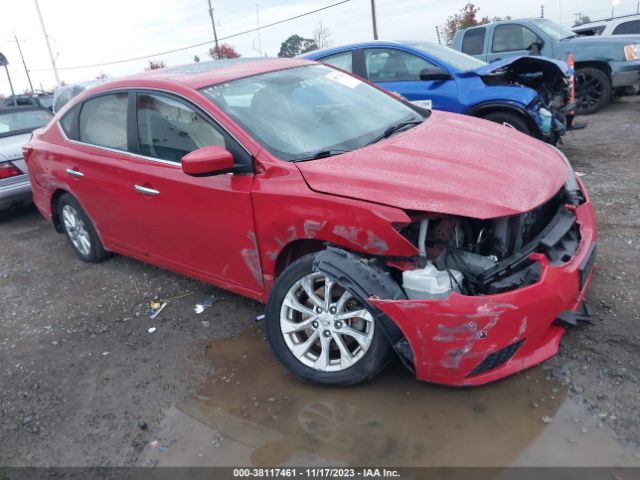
[
  {"left": 148, "top": 301, "right": 167, "bottom": 319},
  {"left": 194, "top": 295, "right": 218, "bottom": 314},
  {"left": 148, "top": 327, "right": 157, "bottom": 334},
  {"left": 542, "top": 416, "right": 553, "bottom": 424}
]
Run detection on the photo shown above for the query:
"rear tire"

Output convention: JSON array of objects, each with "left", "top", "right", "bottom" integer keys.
[
  {"left": 57, "top": 193, "right": 107, "bottom": 263},
  {"left": 575, "top": 67, "right": 611, "bottom": 115},
  {"left": 266, "top": 252, "right": 397, "bottom": 386},
  {"left": 482, "top": 111, "right": 532, "bottom": 136}
]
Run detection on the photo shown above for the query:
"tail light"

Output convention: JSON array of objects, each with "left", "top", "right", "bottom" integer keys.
[{"left": 0, "top": 161, "right": 23, "bottom": 179}]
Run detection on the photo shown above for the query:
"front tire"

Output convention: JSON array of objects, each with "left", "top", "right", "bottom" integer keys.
[
  {"left": 57, "top": 193, "right": 107, "bottom": 263},
  {"left": 575, "top": 67, "right": 611, "bottom": 115},
  {"left": 266, "top": 253, "right": 394, "bottom": 386},
  {"left": 481, "top": 111, "right": 532, "bottom": 136}
]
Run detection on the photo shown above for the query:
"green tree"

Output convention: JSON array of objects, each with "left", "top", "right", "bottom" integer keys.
[
  {"left": 441, "top": 3, "right": 510, "bottom": 46},
  {"left": 278, "top": 34, "right": 318, "bottom": 58}
]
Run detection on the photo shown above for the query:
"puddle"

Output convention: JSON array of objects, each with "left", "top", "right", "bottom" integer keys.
[{"left": 143, "top": 327, "right": 640, "bottom": 467}]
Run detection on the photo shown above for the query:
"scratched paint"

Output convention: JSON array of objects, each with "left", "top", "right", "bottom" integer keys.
[
  {"left": 332, "top": 225, "right": 389, "bottom": 253},
  {"left": 241, "top": 232, "right": 264, "bottom": 288}
]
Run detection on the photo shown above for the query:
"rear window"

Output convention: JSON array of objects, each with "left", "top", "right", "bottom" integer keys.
[
  {"left": 461, "top": 28, "right": 486, "bottom": 55},
  {"left": 79, "top": 93, "right": 128, "bottom": 151},
  {"left": 59, "top": 104, "right": 80, "bottom": 140},
  {"left": 612, "top": 20, "right": 640, "bottom": 35}
]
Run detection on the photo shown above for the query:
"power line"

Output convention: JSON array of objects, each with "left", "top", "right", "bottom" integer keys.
[{"left": 30, "top": 0, "right": 352, "bottom": 72}]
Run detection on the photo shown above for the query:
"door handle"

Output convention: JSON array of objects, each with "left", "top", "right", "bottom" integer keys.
[
  {"left": 134, "top": 184, "right": 160, "bottom": 196},
  {"left": 66, "top": 168, "right": 84, "bottom": 177}
]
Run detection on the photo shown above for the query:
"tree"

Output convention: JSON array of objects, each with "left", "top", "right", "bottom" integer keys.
[
  {"left": 573, "top": 14, "right": 591, "bottom": 27},
  {"left": 145, "top": 60, "right": 166, "bottom": 71},
  {"left": 441, "top": 3, "right": 509, "bottom": 46},
  {"left": 95, "top": 72, "right": 108, "bottom": 80},
  {"left": 209, "top": 43, "right": 241, "bottom": 60},
  {"left": 194, "top": 55, "right": 200, "bottom": 63},
  {"left": 312, "top": 21, "right": 332, "bottom": 50},
  {"left": 278, "top": 34, "right": 318, "bottom": 58}
]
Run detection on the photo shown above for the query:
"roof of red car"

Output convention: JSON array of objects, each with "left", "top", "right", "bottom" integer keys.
[{"left": 113, "top": 57, "right": 314, "bottom": 90}]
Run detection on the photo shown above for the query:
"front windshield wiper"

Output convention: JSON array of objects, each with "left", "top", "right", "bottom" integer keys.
[
  {"left": 365, "top": 119, "right": 424, "bottom": 146},
  {"left": 292, "top": 149, "right": 350, "bottom": 163}
]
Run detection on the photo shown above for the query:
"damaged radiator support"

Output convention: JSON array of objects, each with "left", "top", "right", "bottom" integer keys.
[{"left": 314, "top": 247, "right": 416, "bottom": 372}]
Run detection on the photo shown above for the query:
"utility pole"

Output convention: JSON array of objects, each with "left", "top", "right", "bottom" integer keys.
[
  {"left": 370, "top": 0, "right": 378, "bottom": 40},
  {"left": 207, "top": 0, "right": 220, "bottom": 57},
  {"left": 33, "top": 0, "right": 60, "bottom": 86},
  {"left": 9, "top": 36, "right": 34, "bottom": 94},
  {"left": 435, "top": 26, "right": 442, "bottom": 45},
  {"left": 540, "top": 5, "right": 544, "bottom": 18},
  {"left": 256, "top": 4, "right": 262, "bottom": 57},
  {"left": 0, "top": 52, "right": 17, "bottom": 104}
]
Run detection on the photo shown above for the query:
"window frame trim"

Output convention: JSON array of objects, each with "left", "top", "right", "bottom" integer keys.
[{"left": 56, "top": 87, "right": 253, "bottom": 172}]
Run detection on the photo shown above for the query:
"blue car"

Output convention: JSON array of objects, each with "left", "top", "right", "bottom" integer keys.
[{"left": 303, "top": 41, "right": 575, "bottom": 144}]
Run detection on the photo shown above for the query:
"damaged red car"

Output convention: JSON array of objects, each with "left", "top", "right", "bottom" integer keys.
[{"left": 23, "top": 59, "right": 597, "bottom": 386}]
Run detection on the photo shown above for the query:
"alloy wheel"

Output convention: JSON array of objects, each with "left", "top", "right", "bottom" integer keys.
[
  {"left": 61, "top": 205, "right": 92, "bottom": 256},
  {"left": 279, "top": 272, "right": 375, "bottom": 372},
  {"left": 575, "top": 72, "right": 604, "bottom": 112}
]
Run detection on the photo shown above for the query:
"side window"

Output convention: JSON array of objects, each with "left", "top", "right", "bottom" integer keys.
[
  {"left": 492, "top": 24, "right": 539, "bottom": 52},
  {"left": 136, "top": 93, "right": 226, "bottom": 163},
  {"left": 364, "top": 48, "right": 442, "bottom": 82},
  {"left": 79, "top": 93, "right": 128, "bottom": 150},
  {"left": 59, "top": 104, "right": 80, "bottom": 140},
  {"left": 612, "top": 20, "right": 640, "bottom": 35},
  {"left": 461, "top": 27, "right": 486, "bottom": 55},
  {"left": 320, "top": 51, "right": 354, "bottom": 72}
]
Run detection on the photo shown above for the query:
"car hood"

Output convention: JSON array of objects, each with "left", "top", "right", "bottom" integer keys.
[
  {"left": 295, "top": 111, "right": 569, "bottom": 220},
  {"left": 0, "top": 132, "right": 32, "bottom": 162},
  {"left": 470, "top": 55, "right": 571, "bottom": 77}
]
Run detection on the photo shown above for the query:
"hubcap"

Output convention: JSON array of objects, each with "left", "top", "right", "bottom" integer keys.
[
  {"left": 280, "top": 272, "right": 375, "bottom": 372},
  {"left": 61, "top": 205, "right": 91, "bottom": 256}
]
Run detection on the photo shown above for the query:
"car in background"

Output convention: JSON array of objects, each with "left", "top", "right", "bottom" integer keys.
[
  {"left": 0, "top": 106, "right": 53, "bottom": 210},
  {"left": 52, "top": 80, "right": 108, "bottom": 113},
  {"left": 1, "top": 91, "right": 54, "bottom": 111},
  {"left": 303, "top": 41, "right": 574, "bottom": 145},
  {"left": 572, "top": 14, "right": 640, "bottom": 37},
  {"left": 24, "top": 59, "right": 596, "bottom": 387},
  {"left": 452, "top": 18, "right": 640, "bottom": 114}
]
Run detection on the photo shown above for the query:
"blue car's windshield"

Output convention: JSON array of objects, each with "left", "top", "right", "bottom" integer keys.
[
  {"left": 201, "top": 64, "right": 425, "bottom": 162},
  {"left": 407, "top": 42, "right": 487, "bottom": 71}
]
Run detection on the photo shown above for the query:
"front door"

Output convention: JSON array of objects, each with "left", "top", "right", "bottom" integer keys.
[{"left": 361, "top": 47, "right": 459, "bottom": 112}]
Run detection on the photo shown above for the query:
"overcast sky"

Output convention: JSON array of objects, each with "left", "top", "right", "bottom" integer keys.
[{"left": 1, "top": 0, "right": 638, "bottom": 96}]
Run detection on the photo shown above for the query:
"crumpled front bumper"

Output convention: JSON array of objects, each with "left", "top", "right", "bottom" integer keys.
[{"left": 370, "top": 192, "right": 597, "bottom": 386}]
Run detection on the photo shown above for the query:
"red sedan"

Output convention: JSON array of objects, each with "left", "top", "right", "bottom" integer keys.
[{"left": 23, "top": 58, "right": 597, "bottom": 386}]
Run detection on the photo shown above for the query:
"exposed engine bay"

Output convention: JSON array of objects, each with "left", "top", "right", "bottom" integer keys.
[
  {"left": 397, "top": 183, "right": 585, "bottom": 299},
  {"left": 479, "top": 56, "right": 577, "bottom": 142}
]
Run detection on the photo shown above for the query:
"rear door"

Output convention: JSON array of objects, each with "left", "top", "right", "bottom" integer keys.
[
  {"left": 459, "top": 26, "right": 488, "bottom": 60},
  {"left": 362, "top": 47, "right": 459, "bottom": 111},
  {"left": 487, "top": 24, "right": 542, "bottom": 62}
]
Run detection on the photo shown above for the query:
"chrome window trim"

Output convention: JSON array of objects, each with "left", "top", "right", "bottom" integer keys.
[{"left": 56, "top": 87, "right": 252, "bottom": 169}]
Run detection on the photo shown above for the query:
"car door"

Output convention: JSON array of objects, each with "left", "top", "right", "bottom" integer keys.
[
  {"left": 57, "top": 91, "right": 152, "bottom": 256},
  {"left": 362, "top": 47, "right": 459, "bottom": 111},
  {"left": 126, "top": 91, "right": 262, "bottom": 292},
  {"left": 486, "top": 24, "right": 542, "bottom": 62}
]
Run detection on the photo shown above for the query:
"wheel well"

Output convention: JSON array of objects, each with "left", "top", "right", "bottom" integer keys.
[
  {"left": 51, "top": 189, "right": 67, "bottom": 233},
  {"left": 574, "top": 61, "right": 611, "bottom": 79},
  {"left": 472, "top": 106, "right": 540, "bottom": 138},
  {"left": 274, "top": 239, "right": 325, "bottom": 278}
]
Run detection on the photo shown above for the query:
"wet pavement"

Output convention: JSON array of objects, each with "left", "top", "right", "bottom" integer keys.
[{"left": 142, "top": 326, "right": 640, "bottom": 468}]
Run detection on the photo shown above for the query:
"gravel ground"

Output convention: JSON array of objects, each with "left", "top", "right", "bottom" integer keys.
[{"left": 0, "top": 97, "right": 639, "bottom": 466}]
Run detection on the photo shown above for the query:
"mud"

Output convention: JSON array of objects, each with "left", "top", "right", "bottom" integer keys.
[
  {"left": 1, "top": 98, "right": 639, "bottom": 467},
  {"left": 142, "top": 327, "right": 640, "bottom": 467}
]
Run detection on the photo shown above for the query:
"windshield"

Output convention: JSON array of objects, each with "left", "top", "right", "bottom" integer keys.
[
  {"left": 407, "top": 41, "right": 487, "bottom": 71},
  {"left": 531, "top": 18, "right": 576, "bottom": 40},
  {"left": 200, "top": 64, "right": 425, "bottom": 161},
  {"left": 0, "top": 108, "right": 52, "bottom": 136}
]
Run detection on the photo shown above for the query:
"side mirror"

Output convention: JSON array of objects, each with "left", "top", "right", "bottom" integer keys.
[
  {"left": 527, "top": 40, "right": 544, "bottom": 55},
  {"left": 419, "top": 69, "right": 452, "bottom": 81},
  {"left": 181, "top": 145, "right": 234, "bottom": 176}
]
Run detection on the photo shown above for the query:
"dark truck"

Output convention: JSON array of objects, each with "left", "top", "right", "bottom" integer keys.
[{"left": 452, "top": 18, "right": 640, "bottom": 114}]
